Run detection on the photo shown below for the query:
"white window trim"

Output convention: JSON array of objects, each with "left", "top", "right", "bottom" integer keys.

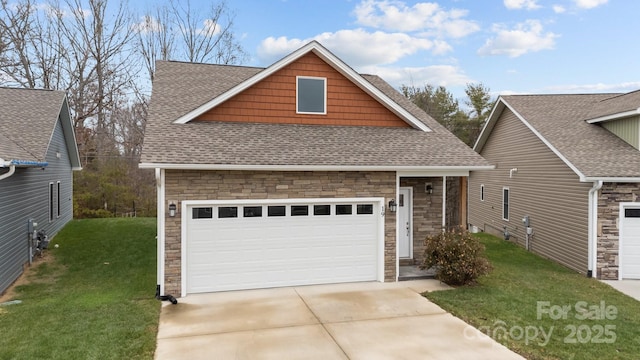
[
  {"left": 480, "top": 184, "right": 485, "bottom": 202},
  {"left": 296, "top": 76, "right": 327, "bottom": 115},
  {"left": 48, "top": 182, "right": 55, "bottom": 223},
  {"left": 56, "top": 181, "right": 61, "bottom": 218},
  {"left": 502, "top": 187, "right": 510, "bottom": 221}
]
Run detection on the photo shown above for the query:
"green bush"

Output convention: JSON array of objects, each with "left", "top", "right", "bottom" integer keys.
[{"left": 421, "top": 229, "right": 492, "bottom": 285}]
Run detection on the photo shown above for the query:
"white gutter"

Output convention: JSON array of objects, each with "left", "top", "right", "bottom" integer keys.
[
  {"left": 139, "top": 162, "right": 496, "bottom": 172},
  {"left": 588, "top": 180, "right": 603, "bottom": 278}
]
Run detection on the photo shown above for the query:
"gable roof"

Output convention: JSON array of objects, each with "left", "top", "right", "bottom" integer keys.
[
  {"left": 475, "top": 93, "right": 640, "bottom": 181},
  {"left": 0, "top": 87, "right": 81, "bottom": 169},
  {"left": 140, "top": 47, "right": 492, "bottom": 171},
  {"left": 172, "top": 41, "right": 430, "bottom": 132}
]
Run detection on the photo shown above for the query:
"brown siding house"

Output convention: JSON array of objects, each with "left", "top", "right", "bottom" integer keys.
[
  {"left": 469, "top": 91, "right": 640, "bottom": 281},
  {"left": 140, "top": 41, "right": 492, "bottom": 297}
]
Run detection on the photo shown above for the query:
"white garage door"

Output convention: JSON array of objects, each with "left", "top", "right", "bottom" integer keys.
[
  {"left": 621, "top": 207, "right": 640, "bottom": 279},
  {"left": 184, "top": 199, "right": 382, "bottom": 294}
]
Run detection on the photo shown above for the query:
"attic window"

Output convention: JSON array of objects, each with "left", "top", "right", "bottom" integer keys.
[{"left": 297, "top": 76, "right": 326, "bottom": 114}]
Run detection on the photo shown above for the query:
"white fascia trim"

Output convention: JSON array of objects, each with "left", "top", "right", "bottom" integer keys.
[
  {"left": 473, "top": 99, "right": 504, "bottom": 151},
  {"left": 585, "top": 108, "right": 640, "bottom": 124},
  {"left": 172, "top": 41, "right": 431, "bottom": 132},
  {"left": 501, "top": 101, "right": 587, "bottom": 181},
  {"left": 140, "top": 163, "right": 495, "bottom": 173},
  {"left": 583, "top": 177, "right": 640, "bottom": 183}
]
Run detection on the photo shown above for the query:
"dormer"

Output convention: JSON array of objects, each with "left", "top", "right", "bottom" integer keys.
[{"left": 585, "top": 90, "right": 640, "bottom": 150}]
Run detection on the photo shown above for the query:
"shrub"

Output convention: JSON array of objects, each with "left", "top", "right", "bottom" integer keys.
[{"left": 421, "top": 229, "right": 492, "bottom": 286}]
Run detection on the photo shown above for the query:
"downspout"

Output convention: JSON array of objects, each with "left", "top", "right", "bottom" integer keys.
[
  {"left": 587, "top": 180, "right": 603, "bottom": 278},
  {"left": 442, "top": 176, "right": 447, "bottom": 231},
  {"left": 154, "top": 168, "right": 176, "bottom": 304}
]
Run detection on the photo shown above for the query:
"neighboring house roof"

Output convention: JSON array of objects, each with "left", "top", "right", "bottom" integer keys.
[
  {"left": 141, "top": 42, "right": 491, "bottom": 171},
  {"left": 475, "top": 93, "right": 640, "bottom": 181},
  {"left": 0, "top": 87, "right": 81, "bottom": 169}
]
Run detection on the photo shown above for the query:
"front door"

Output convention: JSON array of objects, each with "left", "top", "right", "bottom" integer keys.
[{"left": 398, "top": 187, "right": 412, "bottom": 258}]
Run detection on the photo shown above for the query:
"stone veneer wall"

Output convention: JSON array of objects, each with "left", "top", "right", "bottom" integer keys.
[
  {"left": 399, "top": 177, "right": 444, "bottom": 265},
  {"left": 597, "top": 182, "right": 640, "bottom": 280},
  {"left": 163, "top": 170, "right": 397, "bottom": 295}
]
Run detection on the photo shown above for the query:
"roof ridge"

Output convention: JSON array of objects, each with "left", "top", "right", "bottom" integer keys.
[
  {"left": 595, "top": 89, "right": 640, "bottom": 103},
  {"left": 159, "top": 59, "right": 265, "bottom": 70}
]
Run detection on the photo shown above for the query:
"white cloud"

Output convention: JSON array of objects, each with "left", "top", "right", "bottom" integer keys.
[
  {"left": 361, "top": 64, "right": 473, "bottom": 89},
  {"left": 257, "top": 29, "right": 435, "bottom": 67},
  {"left": 353, "top": 0, "right": 479, "bottom": 38},
  {"left": 197, "top": 19, "right": 222, "bottom": 37},
  {"left": 504, "top": 0, "right": 541, "bottom": 10},
  {"left": 552, "top": 5, "right": 566, "bottom": 13},
  {"left": 573, "top": 0, "right": 608, "bottom": 9},
  {"left": 131, "top": 15, "right": 163, "bottom": 34},
  {"left": 477, "top": 20, "right": 558, "bottom": 58},
  {"left": 546, "top": 81, "right": 640, "bottom": 93}
]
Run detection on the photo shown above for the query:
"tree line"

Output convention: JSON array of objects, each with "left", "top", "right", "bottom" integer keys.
[
  {"left": 1, "top": 0, "right": 493, "bottom": 218},
  {"left": 0, "top": 0, "right": 246, "bottom": 217}
]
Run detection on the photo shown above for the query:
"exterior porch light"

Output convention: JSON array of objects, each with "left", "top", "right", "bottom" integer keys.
[
  {"left": 425, "top": 183, "right": 433, "bottom": 194},
  {"left": 169, "top": 203, "right": 177, "bottom": 217},
  {"left": 388, "top": 199, "right": 397, "bottom": 212}
]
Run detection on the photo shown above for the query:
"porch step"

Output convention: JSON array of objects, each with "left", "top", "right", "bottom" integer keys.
[{"left": 398, "top": 265, "right": 436, "bottom": 281}]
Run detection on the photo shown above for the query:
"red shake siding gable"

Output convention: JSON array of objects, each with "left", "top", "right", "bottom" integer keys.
[{"left": 195, "top": 52, "right": 410, "bottom": 127}]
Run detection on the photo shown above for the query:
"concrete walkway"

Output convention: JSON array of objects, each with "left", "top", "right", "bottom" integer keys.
[
  {"left": 601, "top": 280, "right": 640, "bottom": 301},
  {"left": 155, "top": 280, "right": 523, "bottom": 359}
]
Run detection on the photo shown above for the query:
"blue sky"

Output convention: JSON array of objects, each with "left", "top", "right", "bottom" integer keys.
[
  {"left": 132, "top": 0, "right": 640, "bottom": 101},
  {"left": 146, "top": 0, "right": 639, "bottom": 101}
]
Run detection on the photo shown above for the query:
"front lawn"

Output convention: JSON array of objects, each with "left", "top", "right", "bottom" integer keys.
[
  {"left": 425, "top": 233, "right": 640, "bottom": 360},
  {"left": 0, "top": 218, "right": 160, "bottom": 360}
]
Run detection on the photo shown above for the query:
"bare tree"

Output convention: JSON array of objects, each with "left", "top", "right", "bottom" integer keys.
[{"left": 135, "top": 0, "right": 247, "bottom": 81}]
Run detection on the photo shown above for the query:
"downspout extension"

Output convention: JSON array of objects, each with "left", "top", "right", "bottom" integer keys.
[
  {"left": 155, "top": 285, "right": 178, "bottom": 304},
  {"left": 587, "top": 180, "right": 603, "bottom": 278},
  {"left": 0, "top": 164, "right": 16, "bottom": 181}
]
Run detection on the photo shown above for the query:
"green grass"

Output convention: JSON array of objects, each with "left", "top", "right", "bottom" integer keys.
[
  {"left": 0, "top": 218, "right": 160, "bottom": 360},
  {"left": 425, "top": 233, "right": 640, "bottom": 360}
]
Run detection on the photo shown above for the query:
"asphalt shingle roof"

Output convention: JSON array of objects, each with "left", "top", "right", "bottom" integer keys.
[
  {"left": 500, "top": 94, "right": 640, "bottom": 178},
  {"left": 0, "top": 87, "right": 66, "bottom": 162},
  {"left": 141, "top": 60, "right": 491, "bottom": 169},
  {"left": 586, "top": 89, "right": 640, "bottom": 120}
]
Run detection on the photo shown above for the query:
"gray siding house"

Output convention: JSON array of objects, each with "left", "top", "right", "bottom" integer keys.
[
  {"left": 0, "top": 87, "right": 81, "bottom": 295},
  {"left": 469, "top": 91, "right": 640, "bottom": 281}
]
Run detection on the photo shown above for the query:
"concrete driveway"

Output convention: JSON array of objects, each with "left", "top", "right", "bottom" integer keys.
[{"left": 155, "top": 280, "right": 523, "bottom": 359}]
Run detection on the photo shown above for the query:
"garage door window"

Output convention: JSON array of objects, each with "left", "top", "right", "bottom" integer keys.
[
  {"left": 625, "top": 209, "right": 640, "bottom": 217},
  {"left": 219, "top": 207, "right": 238, "bottom": 218},
  {"left": 268, "top": 206, "right": 286, "bottom": 217},
  {"left": 291, "top": 205, "right": 309, "bottom": 216},
  {"left": 357, "top": 204, "right": 373, "bottom": 214},
  {"left": 192, "top": 207, "right": 213, "bottom": 219},
  {"left": 336, "top": 204, "right": 352, "bottom": 215},
  {"left": 243, "top": 206, "right": 262, "bottom": 217},
  {"left": 314, "top": 205, "right": 331, "bottom": 215}
]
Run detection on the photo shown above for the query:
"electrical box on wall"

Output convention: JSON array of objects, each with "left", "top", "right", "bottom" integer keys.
[{"left": 522, "top": 215, "right": 530, "bottom": 227}]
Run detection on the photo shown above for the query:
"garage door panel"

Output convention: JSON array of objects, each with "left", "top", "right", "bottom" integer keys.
[
  {"left": 621, "top": 210, "right": 640, "bottom": 279},
  {"left": 186, "top": 201, "right": 381, "bottom": 293}
]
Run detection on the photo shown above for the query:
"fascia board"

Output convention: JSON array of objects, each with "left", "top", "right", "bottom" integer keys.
[{"left": 585, "top": 108, "right": 640, "bottom": 124}]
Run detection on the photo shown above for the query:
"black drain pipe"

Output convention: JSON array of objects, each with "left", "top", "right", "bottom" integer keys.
[{"left": 156, "top": 285, "right": 178, "bottom": 304}]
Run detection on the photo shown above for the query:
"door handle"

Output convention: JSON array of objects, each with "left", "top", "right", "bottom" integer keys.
[{"left": 406, "top": 222, "right": 410, "bottom": 237}]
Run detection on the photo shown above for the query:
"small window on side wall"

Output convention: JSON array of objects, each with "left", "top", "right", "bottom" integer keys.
[
  {"left": 297, "top": 76, "right": 326, "bottom": 114},
  {"left": 502, "top": 187, "right": 510, "bottom": 221},
  {"left": 480, "top": 184, "right": 485, "bottom": 202}
]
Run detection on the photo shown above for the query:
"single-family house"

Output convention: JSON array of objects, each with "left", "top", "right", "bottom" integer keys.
[
  {"left": 469, "top": 91, "right": 640, "bottom": 281},
  {"left": 0, "top": 87, "right": 81, "bottom": 295},
  {"left": 140, "top": 41, "right": 492, "bottom": 297}
]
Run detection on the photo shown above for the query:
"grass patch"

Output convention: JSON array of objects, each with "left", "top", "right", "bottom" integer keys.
[
  {"left": 425, "top": 233, "right": 640, "bottom": 359},
  {"left": 0, "top": 218, "right": 160, "bottom": 360}
]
